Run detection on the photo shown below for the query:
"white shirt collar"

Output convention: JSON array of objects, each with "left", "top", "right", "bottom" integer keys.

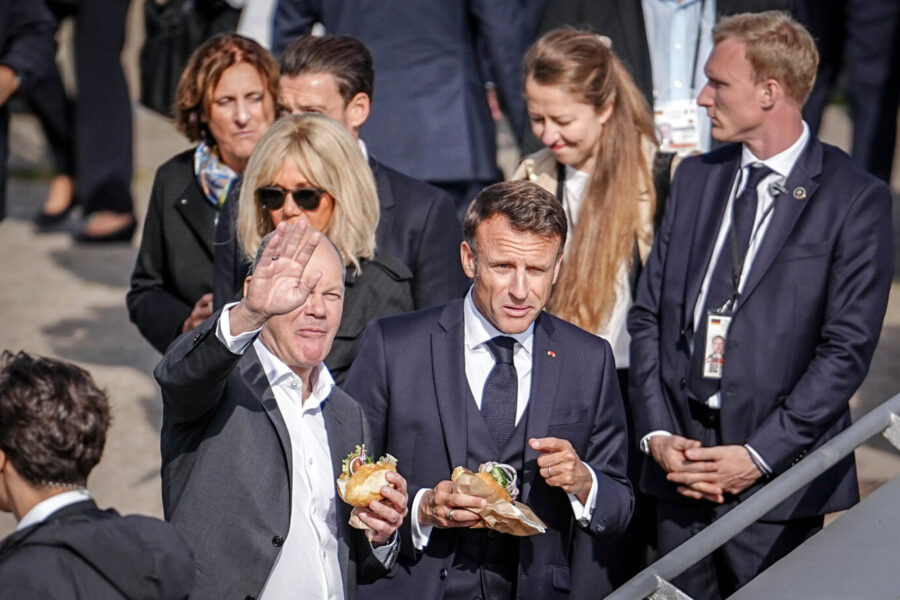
[
  {"left": 253, "top": 338, "right": 335, "bottom": 409},
  {"left": 358, "top": 138, "right": 369, "bottom": 161},
  {"left": 16, "top": 488, "right": 91, "bottom": 531},
  {"left": 463, "top": 287, "right": 534, "bottom": 356},
  {"left": 741, "top": 121, "right": 810, "bottom": 177}
]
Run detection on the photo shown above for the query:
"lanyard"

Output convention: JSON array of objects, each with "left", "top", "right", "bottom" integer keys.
[
  {"left": 719, "top": 168, "right": 782, "bottom": 312},
  {"left": 688, "top": 0, "right": 708, "bottom": 95}
]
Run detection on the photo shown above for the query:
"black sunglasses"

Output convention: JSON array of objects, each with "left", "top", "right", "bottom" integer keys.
[{"left": 255, "top": 185, "right": 327, "bottom": 211}]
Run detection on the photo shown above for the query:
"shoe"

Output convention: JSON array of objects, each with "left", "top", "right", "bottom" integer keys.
[
  {"left": 33, "top": 201, "right": 76, "bottom": 229},
  {"left": 74, "top": 217, "right": 137, "bottom": 244}
]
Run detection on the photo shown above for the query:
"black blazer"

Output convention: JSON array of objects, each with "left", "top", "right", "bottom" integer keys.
[
  {"left": 537, "top": 0, "right": 796, "bottom": 107},
  {"left": 628, "top": 137, "right": 893, "bottom": 519},
  {"left": 0, "top": 500, "right": 194, "bottom": 599},
  {"left": 128, "top": 149, "right": 218, "bottom": 354}
]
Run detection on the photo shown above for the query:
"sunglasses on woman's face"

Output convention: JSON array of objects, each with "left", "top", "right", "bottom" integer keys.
[{"left": 255, "top": 185, "right": 327, "bottom": 211}]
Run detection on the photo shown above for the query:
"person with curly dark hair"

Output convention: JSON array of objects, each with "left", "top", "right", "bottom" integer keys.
[{"left": 0, "top": 350, "right": 194, "bottom": 598}]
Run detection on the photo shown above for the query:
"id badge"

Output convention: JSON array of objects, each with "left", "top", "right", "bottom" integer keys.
[
  {"left": 654, "top": 98, "right": 702, "bottom": 155},
  {"left": 702, "top": 311, "right": 732, "bottom": 379}
]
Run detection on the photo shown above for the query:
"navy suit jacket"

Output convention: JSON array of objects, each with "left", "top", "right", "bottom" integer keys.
[
  {"left": 628, "top": 136, "right": 893, "bottom": 520},
  {"left": 271, "top": 0, "right": 529, "bottom": 182},
  {"left": 343, "top": 298, "right": 634, "bottom": 599}
]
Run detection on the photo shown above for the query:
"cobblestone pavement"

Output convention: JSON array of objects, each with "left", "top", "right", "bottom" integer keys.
[{"left": 0, "top": 5, "right": 898, "bottom": 536}]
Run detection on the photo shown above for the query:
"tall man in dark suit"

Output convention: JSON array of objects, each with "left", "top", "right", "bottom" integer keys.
[
  {"left": 271, "top": 0, "right": 530, "bottom": 217},
  {"left": 156, "top": 222, "right": 409, "bottom": 600},
  {"left": 628, "top": 12, "right": 894, "bottom": 599},
  {"left": 344, "top": 181, "right": 634, "bottom": 599}
]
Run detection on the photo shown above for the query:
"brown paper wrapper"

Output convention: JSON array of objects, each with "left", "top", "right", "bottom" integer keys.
[{"left": 451, "top": 471, "right": 546, "bottom": 536}]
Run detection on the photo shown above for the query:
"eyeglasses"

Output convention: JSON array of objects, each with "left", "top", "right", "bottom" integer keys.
[{"left": 255, "top": 185, "right": 327, "bottom": 211}]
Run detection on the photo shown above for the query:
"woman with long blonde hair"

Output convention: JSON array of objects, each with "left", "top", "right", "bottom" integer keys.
[{"left": 514, "top": 27, "right": 675, "bottom": 587}]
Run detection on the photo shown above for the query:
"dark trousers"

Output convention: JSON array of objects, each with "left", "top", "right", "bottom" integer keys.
[
  {"left": 28, "top": 0, "right": 133, "bottom": 216},
  {"left": 657, "top": 413, "right": 823, "bottom": 600},
  {"left": 797, "top": 0, "right": 900, "bottom": 183}
]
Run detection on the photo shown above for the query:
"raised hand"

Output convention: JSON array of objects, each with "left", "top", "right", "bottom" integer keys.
[{"left": 230, "top": 221, "right": 321, "bottom": 335}]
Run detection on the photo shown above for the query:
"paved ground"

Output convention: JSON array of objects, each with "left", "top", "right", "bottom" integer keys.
[{"left": 0, "top": 4, "right": 898, "bottom": 537}]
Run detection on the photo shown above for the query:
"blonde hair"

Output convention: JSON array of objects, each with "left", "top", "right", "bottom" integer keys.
[
  {"left": 236, "top": 114, "right": 378, "bottom": 274},
  {"left": 524, "top": 28, "right": 657, "bottom": 333},
  {"left": 714, "top": 11, "right": 819, "bottom": 105}
]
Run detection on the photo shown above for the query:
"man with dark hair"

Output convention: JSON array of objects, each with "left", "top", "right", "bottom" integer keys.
[
  {"left": 629, "top": 11, "right": 894, "bottom": 599},
  {"left": 277, "top": 34, "right": 468, "bottom": 310},
  {"left": 344, "top": 180, "right": 633, "bottom": 599},
  {"left": 157, "top": 222, "right": 409, "bottom": 600},
  {"left": 0, "top": 351, "right": 194, "bottom": 598}
]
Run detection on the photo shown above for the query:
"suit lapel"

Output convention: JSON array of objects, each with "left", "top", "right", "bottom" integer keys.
[
  {"left": 522, "top": 313, "right": 560, "bottom": 504},
  {"left": 738, "top": 138, "right": 822, "bottom": 306},
  {"left": 432, "top": 299, "right": 469, "bottom": 470},
  {"left": 239, "top": 346, "right": 293, "bottom": 483},
  {"left": 681, "top": 149, "right": 742, "bottom": 328},
  {"left": 173, "top": 178, "right": 217, "bottom": 260}
]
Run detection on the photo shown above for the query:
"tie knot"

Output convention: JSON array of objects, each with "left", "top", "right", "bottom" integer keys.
[
  {"left": 486, "top": 336, "right": 516, "bottom": 364},
  {"left": 744, "top": 163, "right": 774, "bottom": 191}
]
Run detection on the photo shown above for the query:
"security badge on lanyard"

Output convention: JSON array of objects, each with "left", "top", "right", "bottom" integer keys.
[
  {"left": 702, "top": 174, "right": 785, "bottom": 379},
  {"left": 655, "top": 99, "right": 702, "bottom": 155}
]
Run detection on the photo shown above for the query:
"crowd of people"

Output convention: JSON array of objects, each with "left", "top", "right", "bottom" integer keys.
[{"left": 0, "top": 2, "right": 897, "bottom": 600}]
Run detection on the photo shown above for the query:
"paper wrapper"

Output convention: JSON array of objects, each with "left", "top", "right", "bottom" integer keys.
[{"left": 451, "top": 471, "right": 546, "bottom": 536}]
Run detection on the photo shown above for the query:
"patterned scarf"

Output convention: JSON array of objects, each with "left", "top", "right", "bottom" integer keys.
[{"left": 194, "top": 142, "right": 238, "bottom": 208}]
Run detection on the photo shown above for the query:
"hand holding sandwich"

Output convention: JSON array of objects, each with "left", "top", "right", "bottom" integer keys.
[
  {"left": 418, "top": 480, "right": 487, "bottom": 529},
  {"left": 355, "top": 471, "right": 409, "bottom": 546},
  {"left": 530, "top": 437, "right": 593, "bottom": 505}
]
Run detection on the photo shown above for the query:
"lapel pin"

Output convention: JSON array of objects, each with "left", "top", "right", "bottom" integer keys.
[
  {"left": 793, "top": 187, "right": 807, "bottom": 200},
  {"left": 547, "top": 350, "right": 556, "bottom": 358}
]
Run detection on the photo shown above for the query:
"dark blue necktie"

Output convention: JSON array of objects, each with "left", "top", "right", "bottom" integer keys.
[
  {"left": 687, "top": 163, "right": 773, "bottom": 404},
  {"left": 481, "top": 336, "right": 518, "bottom": 448}
]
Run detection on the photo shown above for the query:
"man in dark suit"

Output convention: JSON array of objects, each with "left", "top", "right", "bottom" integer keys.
[
  {"left": 628, "top": 12, "right": 894, "bottom": 599},
  {"left": 271, "top": 0, "right": 530, "bottom": 217},
  {"left": 277, "top": 34, "right": 469, "bottom": 309},
  {"left": 344, "top": 181, "right": 634, "bottom": 599},
  {"left": 0, "top": 351, "right": 194, "bottom": 598},
  {"left": 156, "top": 222, "right": 409, "bottom": 600}
]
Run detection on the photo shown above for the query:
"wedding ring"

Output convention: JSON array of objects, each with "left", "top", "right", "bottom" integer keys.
[
  {"left": 548, "top": 466, "right": 552, "bottom": 477},
  {"left": 448, "top": 509, "right": 455, "bottom": 521},
  {"left": 271, "top": 255, "right": 279, "bottom": 261}
]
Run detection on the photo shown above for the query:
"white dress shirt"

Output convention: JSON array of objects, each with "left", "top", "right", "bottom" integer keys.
[
  {"left": 217, "top": 304, "right": 393, "bottom": 600},
  {"left": 16, "top": 489, "right": 91, "bottom": 532},
  {"left": 411, "top": 290, "right": 598, "bottom": 548},
  {"left": 641, "top": 124, "right": 811, "bottom": 471}
]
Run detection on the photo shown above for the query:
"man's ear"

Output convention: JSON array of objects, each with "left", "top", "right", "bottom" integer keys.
[
  {"left": 460, "top": 241, "right": 477, "bottom": 279},
  {"left": 345, "top": 92, "right": 371, "bottom": 132},
  {"left": 758, "top": 78, "right": 780, "bottom": 110}
]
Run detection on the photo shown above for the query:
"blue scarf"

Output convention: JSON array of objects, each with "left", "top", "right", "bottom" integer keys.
[{"left": 194, "top": 142, "right": 238, "bottom": 208}]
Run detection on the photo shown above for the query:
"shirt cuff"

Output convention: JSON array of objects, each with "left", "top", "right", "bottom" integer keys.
[
  {"left": 411, "top": 488, "right": 433, "bottom": 550},
  {"left": 639, "top": 430, "right": 672, "bottom": 455},
  {"left": 567, "top": 461, "right": 598, "bottom": 525},
  {"left": 370, "top": 532, "right": 400, "bottom": 568},
  {"left": 744, "top": 443, "right": 772, "bottom": 475},
  {"left": 216, "top": 301, "right": 261, "bottom": 354}
]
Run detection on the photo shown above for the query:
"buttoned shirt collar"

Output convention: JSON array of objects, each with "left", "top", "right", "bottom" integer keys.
[
  {"left": 254, "top": 337, "right": 335, "bottom": 408},
  {"left": 16, "top": 489, "right": 91, "bottom": 532},
  {"left": 463, "top": 288, "right": 534, "bottom": 357}
]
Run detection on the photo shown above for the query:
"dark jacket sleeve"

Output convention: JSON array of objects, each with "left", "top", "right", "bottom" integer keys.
[
  {"left": 212, "top": 183, "right": 250, "bottom": 311},
  {"left": 271, "top": 0, "right": 319, "bottom": 56},
  {"left": 0, "top": 1, "right": 55, "bottom": 91}
]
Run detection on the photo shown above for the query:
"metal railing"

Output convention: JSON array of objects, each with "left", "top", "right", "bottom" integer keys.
[{"left": 606, "top": 392, "right": 900, "bottom": 600}]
